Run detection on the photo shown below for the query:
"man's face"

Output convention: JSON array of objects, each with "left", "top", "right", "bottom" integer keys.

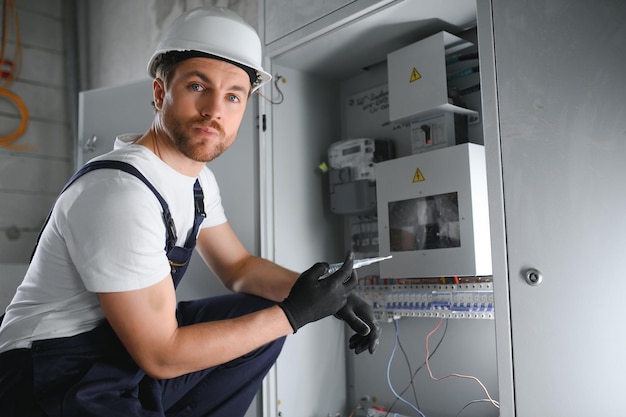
[{"left": 155, "top": 57, "right": 251, "bottom": 163}]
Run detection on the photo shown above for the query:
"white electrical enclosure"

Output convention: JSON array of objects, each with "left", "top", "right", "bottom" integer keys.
[
  {"left": 387, "top": 31, "right": 476, "bottom": 121},
  {"left": 376, "top": 143, "right": 491, "bottom": 278}
]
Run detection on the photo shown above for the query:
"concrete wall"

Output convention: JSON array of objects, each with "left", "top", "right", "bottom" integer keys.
[
  {"left": 82, "top": 0, "right": 259, "bottom": 90},
  {"left": 0, "top": 0, "right": 71, "bottom": 266}
]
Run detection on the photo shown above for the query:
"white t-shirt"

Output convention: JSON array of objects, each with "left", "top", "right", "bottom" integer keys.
[{"left": 0, "top": 135, "right": 227, "bottom": 352}]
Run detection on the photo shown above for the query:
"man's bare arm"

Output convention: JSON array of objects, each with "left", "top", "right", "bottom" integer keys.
[{"left": 98, "top": 277, "right": 292, "bottom": 380}]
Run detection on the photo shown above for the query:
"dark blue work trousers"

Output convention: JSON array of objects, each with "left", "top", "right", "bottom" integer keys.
[{"left": 0, "top": 293, "right": 285, "bottom": 417}]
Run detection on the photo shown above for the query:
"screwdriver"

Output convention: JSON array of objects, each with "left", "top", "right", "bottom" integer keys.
[{"left": 320, "top": 255, "right": 392, "bottom": 279}]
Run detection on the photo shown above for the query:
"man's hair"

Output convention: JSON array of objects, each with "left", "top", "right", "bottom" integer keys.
[{"left": 153, "top": 50, "right": 258, "bottom": 88}]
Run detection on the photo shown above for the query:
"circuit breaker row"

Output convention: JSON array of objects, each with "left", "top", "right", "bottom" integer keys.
[{"left": 355, "top": 282, "right": 495, "bottom": 320}]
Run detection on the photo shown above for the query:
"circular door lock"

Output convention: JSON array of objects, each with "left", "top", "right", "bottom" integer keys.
[{"left": 524, "top": 268, "right": 543, "bottom": 286}]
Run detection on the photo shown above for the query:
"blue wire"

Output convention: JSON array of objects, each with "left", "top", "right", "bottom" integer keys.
[{"left": 386, "top": 319, "right": 427, "bottom": 417}]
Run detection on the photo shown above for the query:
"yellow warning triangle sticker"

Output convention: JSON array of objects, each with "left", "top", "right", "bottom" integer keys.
[
  {"left": 412, "top": 168, "right": 425, "bottom": 182},
  {"left": 409, "top": 68, "right": 422, "bottom": 82}
]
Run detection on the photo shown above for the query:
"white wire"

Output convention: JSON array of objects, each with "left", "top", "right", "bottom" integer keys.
[{"left": 385, "top": 319, "right": 427, "bottom": 417}]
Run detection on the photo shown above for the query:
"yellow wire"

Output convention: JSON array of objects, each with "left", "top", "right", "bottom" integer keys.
[
  {"left": 0, "top": 87, "right": 30, "bottom": 150},
  {"left": 0, "top": 0, "right": 31, "bottom": 150}
]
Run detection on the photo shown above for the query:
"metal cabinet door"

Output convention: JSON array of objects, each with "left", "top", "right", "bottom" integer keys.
[
  {"left": 264, "top": 0, "right": 355, "bottom": 44},
  {"left": 262, "top": 0, "right": 398, "bottom": 56},
  {"left": 481, "top": 1, "right": 626, "bottom": 415},
  {"left": 77, "top": 79, "right": 155, "bottom": 166}
]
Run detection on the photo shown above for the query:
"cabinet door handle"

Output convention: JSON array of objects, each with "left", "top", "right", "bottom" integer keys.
[
  {"left": 524, "top": 268, "right": 543, "bottom": 286},
  {"left": 83, "top": 135, "right": 97, "bottom": 152}
]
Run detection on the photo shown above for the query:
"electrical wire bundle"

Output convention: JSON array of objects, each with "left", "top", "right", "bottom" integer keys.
[
  {"left": 0, "top": 0, "right": 30, "bottom": 150},
  {"left": 257, "top": 73, "right": 285, "bottom": 105},
  {"left": 384, "top": 318, "right": 499, "bottom": 416},
  {"left": 349, "top": 318, "right": 500, "bottom": 417}
]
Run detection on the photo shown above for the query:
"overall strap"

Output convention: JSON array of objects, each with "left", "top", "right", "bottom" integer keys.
[
  {"left": 187, "top": 179, "right": 206, "bottom": 247},
  {"left": 33, "top": 160, "right": 206, "bottom": 259},
  {"left": 167, "top": 178, "right": 206, "bottom": 288}
]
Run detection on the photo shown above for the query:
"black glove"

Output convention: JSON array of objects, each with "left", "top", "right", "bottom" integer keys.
[
  {"left": 335, "top": 293, "right": 381, "bottom": 354},
  {"left": 279, "top": 252, "right": 357, "bottom": 332}
]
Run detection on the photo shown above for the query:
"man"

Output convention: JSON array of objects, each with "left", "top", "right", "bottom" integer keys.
[{"left": 0, "top": 7, "right": 380, "bottom": 417}]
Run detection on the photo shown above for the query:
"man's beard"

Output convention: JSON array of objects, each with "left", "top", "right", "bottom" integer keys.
[{"left": 164, "top": 113, "right": 228, "bottom": 163}]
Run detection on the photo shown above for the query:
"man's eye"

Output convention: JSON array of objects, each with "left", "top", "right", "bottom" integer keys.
[
  {"left": 190, "top": 83, "right": 204, "bottom": 92},
  {"left": 228, "top": 94, "right": 240, "bottom": 103}
]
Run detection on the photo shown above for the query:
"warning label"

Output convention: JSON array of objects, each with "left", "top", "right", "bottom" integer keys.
[
  {"left": 409, "top": 68, "right": 422, "bottom": 82},
  {"left": 412, "top": 168, "right": 425, "bottom": 182}
]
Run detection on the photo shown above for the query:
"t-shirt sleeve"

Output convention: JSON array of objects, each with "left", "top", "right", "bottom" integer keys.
[{"left": 61, "top": 174, "right": 171, "bottom": 293}]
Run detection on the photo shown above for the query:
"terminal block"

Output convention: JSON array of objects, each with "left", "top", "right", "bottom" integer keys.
[{"left": 355, "top": 280, "right": 494, "bottom": 320}]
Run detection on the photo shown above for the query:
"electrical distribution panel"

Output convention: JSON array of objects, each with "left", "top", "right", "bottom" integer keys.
[{"left": 355, "top": 280, "right": 494, "bottom": 321}]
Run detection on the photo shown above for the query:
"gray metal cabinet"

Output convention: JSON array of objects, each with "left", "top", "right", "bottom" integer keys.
[
  {"left": 261, "top": 0, "right": 396, "bottom": 56},
  {"left": 264, "top": 0, "right": 354, "bottom": 44},
  {"left": 76, "top": 79, "right": 154, "bottom": 167},
  {"left": 478, "top": 0, "right": 626, "bottom": 415},
  {"left": 262, "top": 0, "right": 626, "bottom": 415},
  {"left": 259, "top": 1, "right": 494, "bottom": 416}
]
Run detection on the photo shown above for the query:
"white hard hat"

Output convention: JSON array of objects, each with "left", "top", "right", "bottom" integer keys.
[{"left": 147, "top": 7, "right": 271, "bottom": 92}]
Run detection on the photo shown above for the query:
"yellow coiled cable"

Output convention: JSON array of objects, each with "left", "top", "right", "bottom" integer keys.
[{"left": 0, "top": 0, "right": 31, "bottom": 150}]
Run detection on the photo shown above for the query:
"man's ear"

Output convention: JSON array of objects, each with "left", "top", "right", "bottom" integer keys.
[{"left": 153, "top": 78, "right": 165, "bottom": 110}]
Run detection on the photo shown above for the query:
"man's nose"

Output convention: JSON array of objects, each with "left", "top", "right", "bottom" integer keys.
[{"left": 199, "top": 94, "right": 223, "bottom": 119}]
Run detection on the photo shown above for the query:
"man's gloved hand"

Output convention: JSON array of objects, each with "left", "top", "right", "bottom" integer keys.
[
  {"left": 279, "top": 252, "right": 357, "bottom": 333},
  {"left": 335, "top": 293, "right": 381, "bottom": 354}
]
